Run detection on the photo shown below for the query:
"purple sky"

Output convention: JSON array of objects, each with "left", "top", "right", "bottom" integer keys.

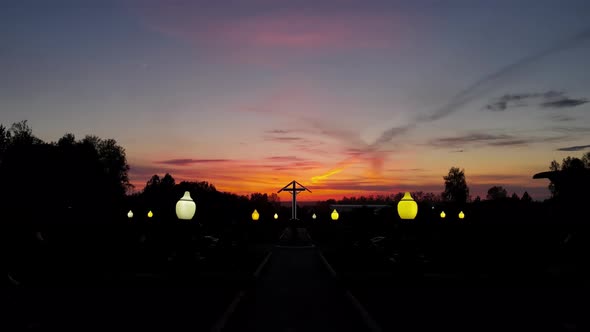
[{"left": 2, "top": 0, "right": 590, "bottom": 200}]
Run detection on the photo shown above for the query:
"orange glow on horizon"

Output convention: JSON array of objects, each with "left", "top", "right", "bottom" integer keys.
[{"left": 129, "top": 156, "right": 550, "bottom": 202}]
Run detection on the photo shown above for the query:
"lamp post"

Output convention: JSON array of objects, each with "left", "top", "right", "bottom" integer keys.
[
  {"left": 252, "top": 209, "right": 260, "bottom": 221},
  {"left": 312, "top": 213, "right": 317, "bottom": 220},
  {"left": 458, "top": 211, "right": 465, "bottom": 219},
  {"left": 127, "top": 210, "right": 134, "bottom": 219},
  {"left": 331, "top": 209, "right": 339, "bottom": 221},
  {"left": 176, "top": 191, "right": 196, "bottom": 220},
  {"left": 440, "top": 211, "right": 446, "bottom": 219},
  {"left": 397, "top": 192, "right": 418, "bottom": 220},
  {"left": 274, "top": 213, "right": 279, "bottom": 220},
  {"left": 147, "top": 210, "right": 154, "bottom": 218}
]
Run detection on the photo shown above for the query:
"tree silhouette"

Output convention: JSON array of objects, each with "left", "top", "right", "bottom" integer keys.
[
  {"left": 543, "top": 154, "right": 590, "bottom": 200},
  {"left": 146, "top": 174, "right": 161, "bottom": 190},
  {"left": 161, "top": 173, "right": 176, "bottom": 189},
  {"left": 9, "top": 120, "right": 42, "bottom": 146},
  {"left": 521, "top": 191, "right": 532, "bottom": 203},
  {"left": 486, "top": 186, "right": 508, "bottom": 200},
  {"left": 0, "top": 121, "right": 131, "bottom": 223},
  {"left": 0, "top": 124, "right": 10, "bottom": 159},
  {"left": 442, "top": 167, "right": 469, "bottom": 204}
]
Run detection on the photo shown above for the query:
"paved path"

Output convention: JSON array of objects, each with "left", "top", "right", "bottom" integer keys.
[{"left": 221, "top": 227, "right": 372, "bottom": 332}]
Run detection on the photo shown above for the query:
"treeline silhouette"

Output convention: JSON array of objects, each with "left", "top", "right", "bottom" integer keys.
[
  {"left": 3, "top": 120, "right": 590, "bottom": 290},
  {"left": 1, "top": 121, "right": 130, "bottom": 225},
  {"left": 1, "top": 121, "right": 298, "bottom": 290}
]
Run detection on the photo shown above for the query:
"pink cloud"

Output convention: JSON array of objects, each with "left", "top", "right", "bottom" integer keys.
[
  {"left": 209, "top": 15, "right": 395, "bottom": 50},
  {"left": 133, "top": 4, "right": 400, "bottom": 64}
]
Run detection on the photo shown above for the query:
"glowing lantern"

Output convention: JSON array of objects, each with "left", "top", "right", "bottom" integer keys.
[
  {"left": 397, "top": 192, "right": 418, "bottom": 220},
  {"left": 176, "top": 191, "right": 196, "bottom": 220},
  {"left": 440, "top": 211, "right": 446, "bottom": 219},
  {"left": 331, "top": 209, "right": 339, "bottom": 221},
  {"left": 312, "top": 213, "right": 317, "bottom": 220},
  {"left": 459, "top": 211, "right": 465, "bottom": 219},
  {"left": 274, "top": 213, "right": 278, "bottom": 220},
  {"left": 127, "top": 210, "right": 134, "bottom": 219},
  {"left": 252, "top": 209, "right": 259, "bottom": 221},
  {"left": 147, "top": 210, "right": 153, "bottom": 218}
]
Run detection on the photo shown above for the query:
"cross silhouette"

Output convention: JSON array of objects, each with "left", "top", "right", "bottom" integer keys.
[{"left": 278, "top": 180, "right": 311, "bottom": 220}]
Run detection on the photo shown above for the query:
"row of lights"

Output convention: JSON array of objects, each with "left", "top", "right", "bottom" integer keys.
[
  {"left": 128, "top": 191, "right": 197, "bottom": 220},
  {"left": 252, "top": 210, "right": 333, "bottom": 221},
  {"left": 398, "top": 192, "right": 465, "bottom": 219},
  {"left": 127, "top": 192, "right": 465, "bottom": 221}
]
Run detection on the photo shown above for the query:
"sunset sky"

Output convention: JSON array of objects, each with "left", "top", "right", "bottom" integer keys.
[{"left": 2, "top": 0, "right": 590, "bottom": 201}]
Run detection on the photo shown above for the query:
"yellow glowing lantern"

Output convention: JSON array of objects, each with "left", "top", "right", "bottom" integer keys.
[
  {"left": 176, "top": 191, "right": 196, "bottom": 220},
  {"left": 440, "top": 211, "right": 446, "bottom": 219},
  {"left": 331, "top": 209, "right": 339, "bottom": 221},
  {"left": 397, "top": 192, "right": 418, "bottom": 220},
  {"left": 312, "top": 213, "right": 317, "bottom": 220},
  {"left": 459, "top": 211, "right": 465, "bottom": 219},
  {"left": 147, "top": 210, "right": 153, "bottom": 218},
  {"left": 274, "top": 213, "right": 278, "bottom": 220},
  {"left": 127, "top": 210, "right": 134, "bottom": 219},
  {"left": 252, "top": 209, "right": 259, "bottom": 221}
]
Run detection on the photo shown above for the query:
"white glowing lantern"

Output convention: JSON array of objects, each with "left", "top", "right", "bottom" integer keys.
[
  {"left": 147, "top": 210, "right": 153, "bottom": 218},
  {"left": 127, "top": 210, "right": 134, "bottom": 219},
  {"left": 176, "top": 191, "right": 196, "bottom": 220},
  {"left": 274, "top": 213, "right": 278, "bottom": 220},
  {"left": 331, "top": 209, "right": 339, "bottom": 221},
  {"left": 252, "top": 209, "right": 260, "bottom": 221},
  {"left": 440, "top": 211, "right": 446, "bottom": 219},
  {"left": 312, "top": 213, "right": 317, "bottom": 220},
  {"left": 459, "top": 211, "right": 465, "bottom": 219}
]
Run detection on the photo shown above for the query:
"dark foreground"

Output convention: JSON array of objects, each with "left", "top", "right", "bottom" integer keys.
[
  {"left": 222, "top": 227, "right": 370, "bottom": 332},
  {"left": 5, "top": 224, "right": 590, "bottom": 332}
]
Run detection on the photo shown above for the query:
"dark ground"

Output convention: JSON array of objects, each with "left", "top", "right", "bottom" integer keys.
[
  {"left": 5, "top": 223, "right": 590, "bottom": 332},
  {"left": 316, "top": 222, "right": 590, "bottom": 332},
  {"left": 4, "top": 223, "right": 271, "bottom": 332},
  {"left": 222, "top": 226, "right": 370, "bottom": 332},
  {"left": 5, "top": 286, "right": 236, "bottom": 331}
]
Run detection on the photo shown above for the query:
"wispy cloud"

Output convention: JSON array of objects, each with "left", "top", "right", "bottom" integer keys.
[
  {"left": 549, "top": 114, "right": 576, "bottom": 122},
  {"left": 470, "top": 173, "right": 531, "bottom": 183},
  {"left": 550, "top": 126, "right": 590, "bottom": 134},
  {"left": 484, "top": 91, "right": 564, "bottom": 111},
  {"left": 310, "top": 175, "right": 441, "bottom": 193},
  {"left": 264, "top": 136, "right": 306, "bottom": 142},
  {"left": 309, "top": 27, "right": 590, "bottom": 182},
  {"left": 431, "top": 133, "right": 514, "bottom": 147},
  {"left": 487, "top": 139, "right": 530, "bottom": 146},
  {"left": 556, "top": 144, "right": 590, "bottom": 151},
  {"left": 265, "top": 130, "right": 291, "bottom": 135},
  {"left": 156, "top": 159, "right": 231, "bottom": 166},
  {"left": 370, "top": 27, "right": 590, "bottom": 145},
  {"left": 430, "top": 132, "right": 568, "bottom": 148},
  {"left": 484, "top": 91, "right": 588, "bottom": 111},
  {"left": 542, "top": 98, "right": 588, "bottom": 108},
  {"left": 265, "top": 156, "right": 298, "bottom": 161},
  {"left": 386, "top": 168, "right": 426, "bottom": 172}
]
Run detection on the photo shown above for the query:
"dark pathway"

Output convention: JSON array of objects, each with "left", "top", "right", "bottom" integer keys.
[{"left": 221, "top": 227, "right": 372, "bottom": 332}]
